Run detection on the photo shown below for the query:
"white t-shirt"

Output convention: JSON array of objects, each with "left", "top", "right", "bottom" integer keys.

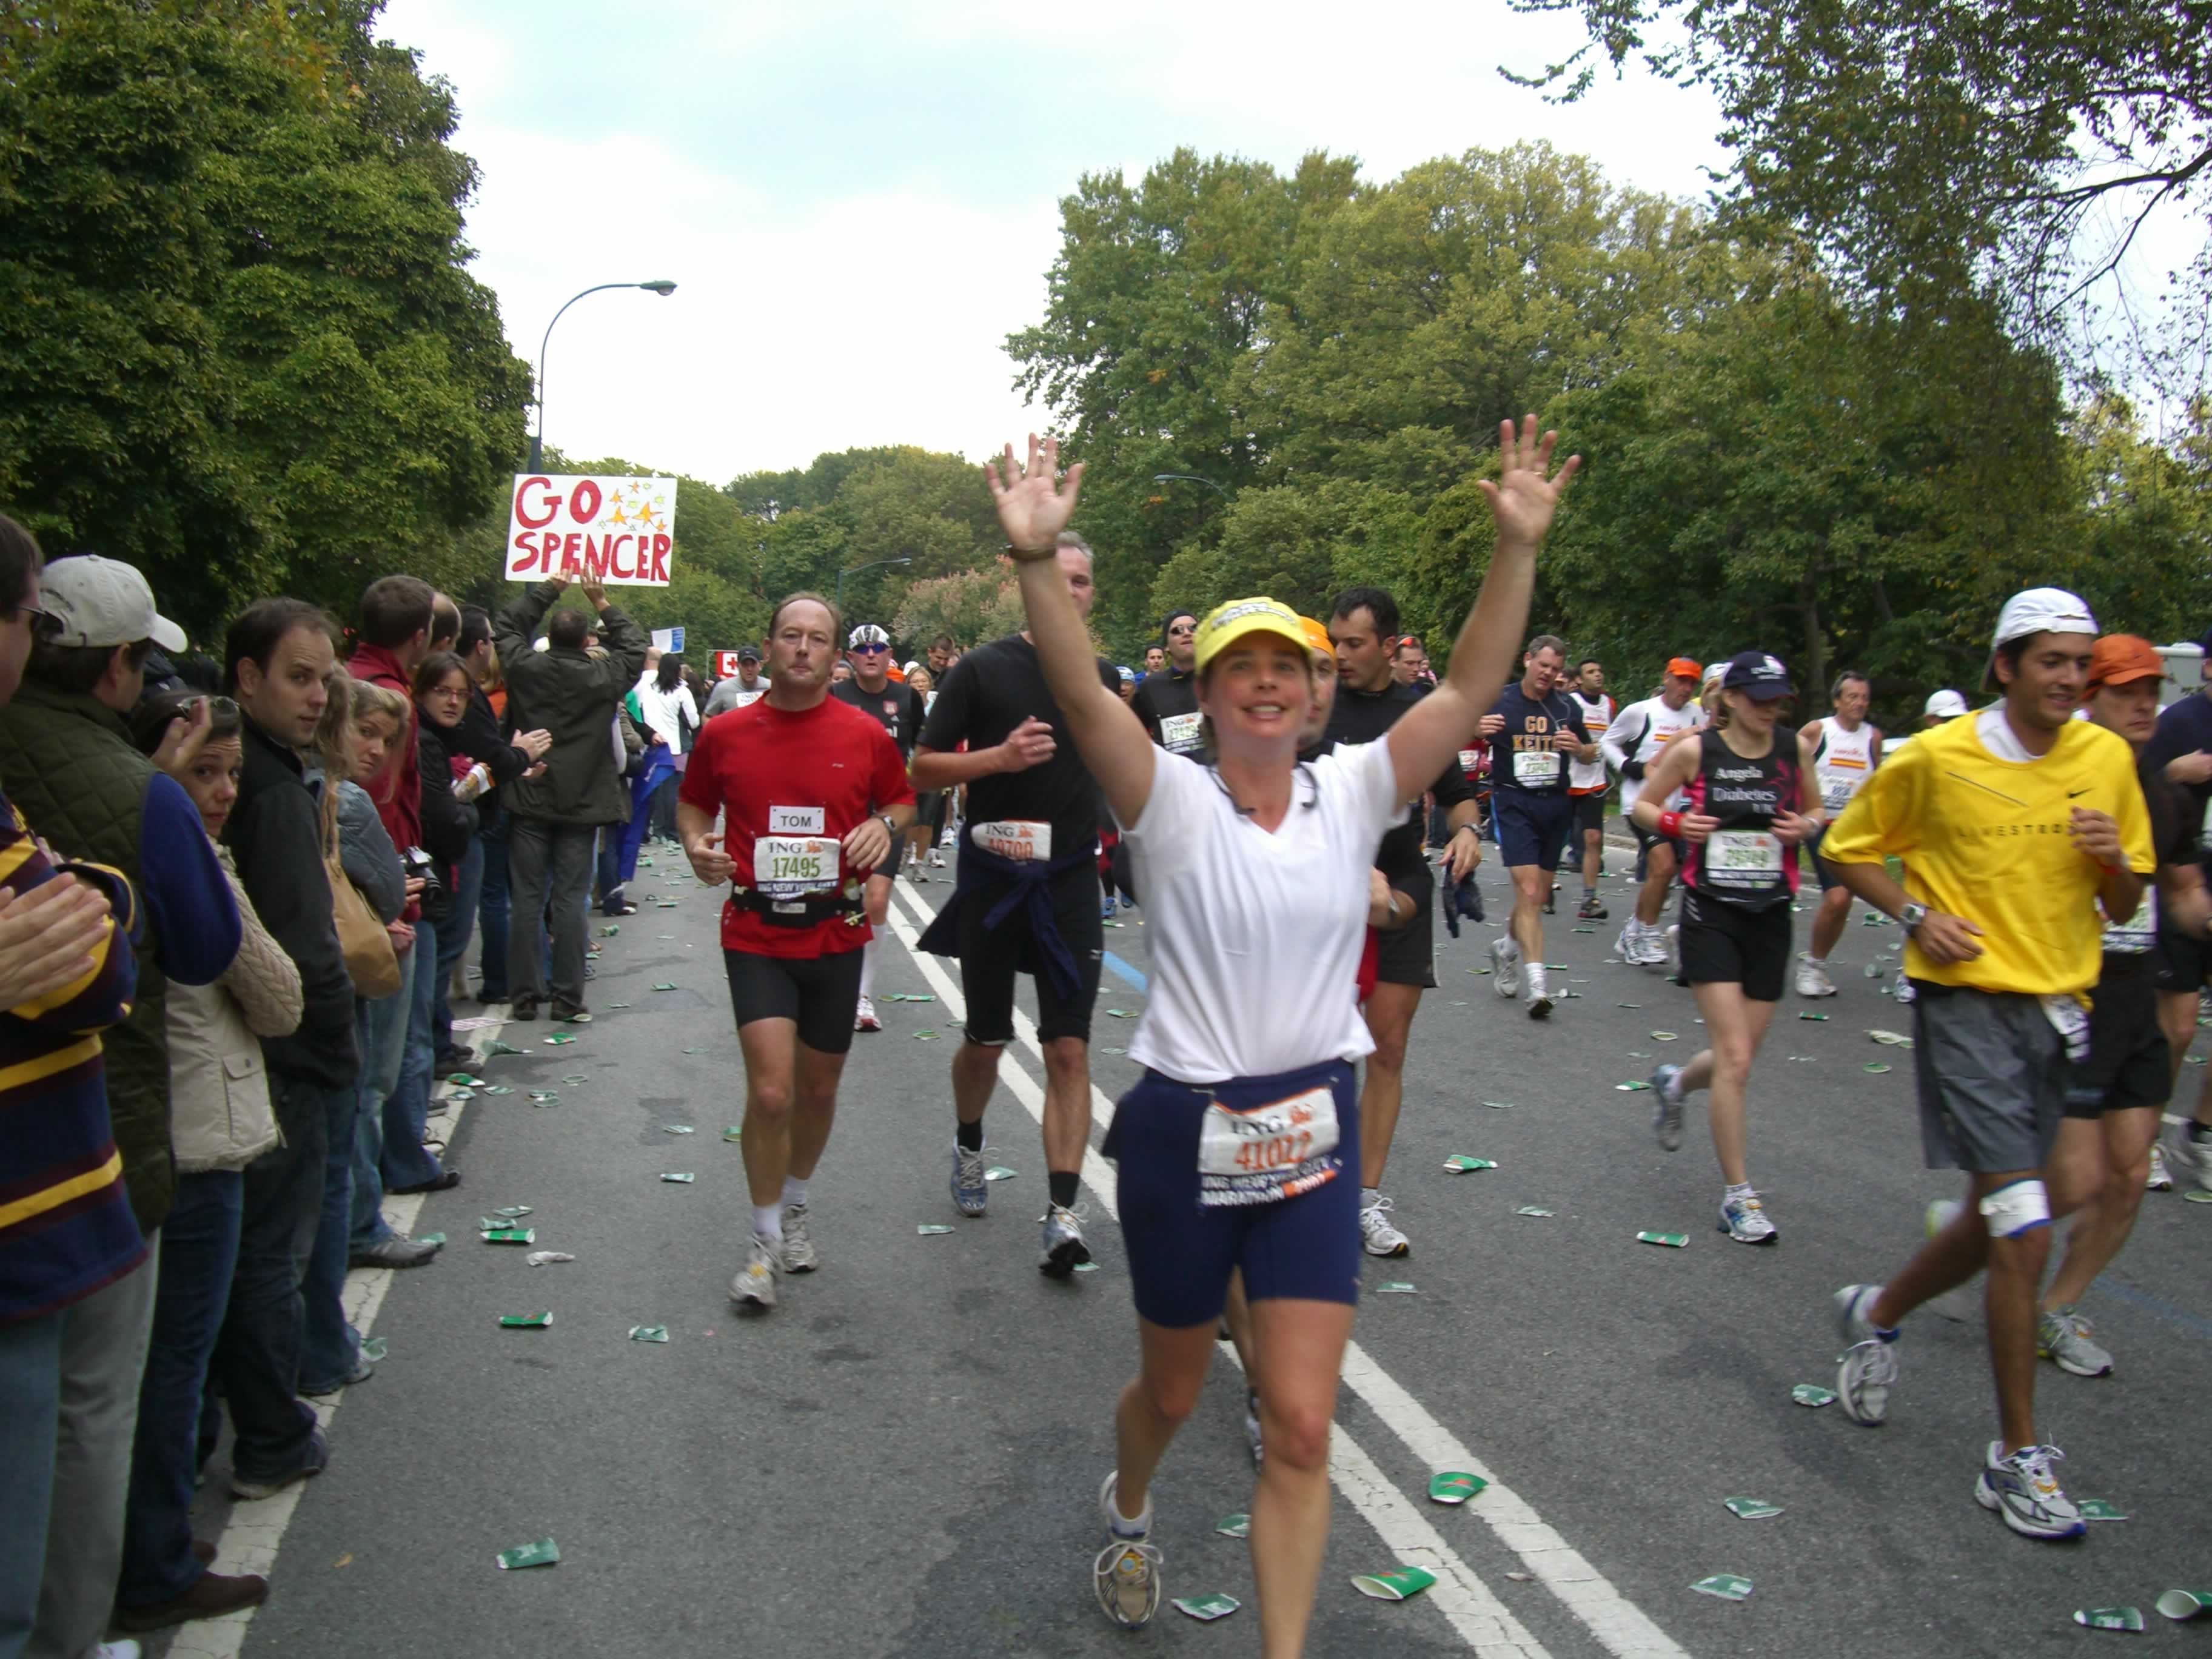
[
  {"left": 1567, "top": 691, "right": 1615, "bottom": 791},
  {"left": 635, "top": 679, "right": 699, "bottom": 749},
  {"left": 1123, "top": 740, "right": 1402, "bottom": 1084},
  {"left": 1602, "top": 695, "right": 1706, "bottom": 814}
]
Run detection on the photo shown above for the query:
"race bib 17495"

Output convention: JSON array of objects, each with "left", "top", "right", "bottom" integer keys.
[{"left": 752, "top": 836, "right": 839, "bottom": 898}]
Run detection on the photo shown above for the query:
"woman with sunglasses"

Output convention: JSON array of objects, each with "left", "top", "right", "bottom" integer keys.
[{"left": 987, "top": 421, "right": 1577, "bottom": 1655}]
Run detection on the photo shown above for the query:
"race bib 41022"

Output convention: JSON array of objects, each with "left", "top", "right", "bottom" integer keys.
[{"left": 1198, "top": 1085, "right": 1341, "bottom": 1208}]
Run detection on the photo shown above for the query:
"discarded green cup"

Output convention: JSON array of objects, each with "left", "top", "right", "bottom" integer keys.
[
  {"left": 1791, "top": 1383, "right": 1837, "bottom": 1407},
  {"left": 2073, "top": 1607, "right": 2145, "bottom": 1632},
  {"left": 984, "top": 1165, "right": 1017, "bottom": 1182},
  {"left": 887, "top": 993, "right": 935, "bottom": 1004},
  {"left": 599, "top": 924, "right": 620, "bottom": 937},
  {"left": 526, "top": 1091, "right": 559, "bottom": 1105},
  {"left": 1616, "top": 1081, "right": 1652, "bottom": 1092},
  {"left": 360, "top": 1336, "right": 389, "bottom": 1361},
  {"left": 493, "top": 1205, "right": 532, "bottom": 1218},
  {"left": 1429, "top": 1471, "right": 1487, "bottom": 1505},
  {"left": 481, "top": 1085, "right": 514, "bottom": 1096},
  {"left": 1865, "top": 1062, "right": 1893, "bottom": 1074},
  {"left": 561, "top": 1073, "right": 588, "bottom": 1085},
  {"left": 914, "top": 1030, "right": 939, "bottom": 1040},
  {"left": 446, "top": 1073, "right": 481, "bottom": 1087},
  {"left": 544, "top": 1033, "right": 577, "bottom": 1045},
  {"left": 496, "top": 1538, "right": 559, "bottom": 1570},
  {"left": 481, "top": 1228, "right": 535, "bottom": 1245},
  {"left": 1351, "top": 1567, "right": 1436, "bottom": 1601},
  {"left": 1515, "top": 1205, "right": 1555, "bottom": 1218},
  {"left": 659, "top": 1172, "right": 695, "bottom": 1184},
  {"left": 1173, "top": 1592, "right": 1240, "bottom": 1621},
  {"left": 1374, "top": 1281, "right": 1417, "bottom": 1294},
  {"left": 1691, "top": 1574, "right": 1752, "bottom": 1601},
  {"left": 628, "top": 1325, "right": 670, "bottom": 1344},
  {"left": 2186, "top": 1188, "right": 2212, "bottom": 1205},
  {"left": 916, "top": 1223, "right": 954, "bottom": 1236},
  {"left": 652, "top": 982, "right": 678, "bottom": 992},
  {"left": 1637, "top": 1231, "right": 1689, "bottom": 1247},
  {"left": 663, "top": 1124, "right": 695, "bottom": 1135},
  {"left": 498, "top": 1312, "right": 552, "bottom": 1329},
  {"left": 486, "top": 1040, "right": 525, "bottom": 1057},
  {"left": 1650, "top": 1031, "right": 1678, "bottom": 1042},
  {"left": 1480, "top": 1100, "right": 1515, "bottom": 1110},
  {"left": 2156, "top": 1590, "right": 2212, "bottom": 1621},
  {"left": 1101, "top": 1045, "right": 1127, "bottom": 1054},
  {"left": 1723, "top": 1496, "right": 1783, "bottom": 1520},
  {"left": 1104, "top": 1008, "right": 1138, "bottom": 1019},
  {"left": 1214, "top": 1513, "right": 1250, "bottom": 1538},
  {"left": 1798, "top": 1012, "right": 1829, "bottom": 1021},
  {"left": 722, "top": 1127, "right": 743, "bottom": 1142},
  {"left": 1442, "top": 1155, "right": 1498, "bottom": 1173},
  {"left": 2076, "top": 1498, "right": 2127, "bottom": 1522}
]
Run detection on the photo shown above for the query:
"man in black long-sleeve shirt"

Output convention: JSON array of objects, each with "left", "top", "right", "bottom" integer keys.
[
  {"left": 1309, "top": 586, "right": 1483, "bottom": 1262},
  {"left": 212, "top": 600, "right": 358, "bottom": 1497}
]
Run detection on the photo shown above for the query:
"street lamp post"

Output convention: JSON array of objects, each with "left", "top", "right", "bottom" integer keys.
[
  {"left": 528, "top": 280, "right": 679, "bottom": 471},
  {"left": 836, "top": 557, "right": 913, "bottom": 620},
  {"left": 1152, "top": 472, "right": 1233, "bottom": 501}
]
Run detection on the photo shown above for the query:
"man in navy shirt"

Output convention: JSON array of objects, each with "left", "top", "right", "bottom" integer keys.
[{"left": 1478, "top": 632, "right": 1592, "bottom": 1017}]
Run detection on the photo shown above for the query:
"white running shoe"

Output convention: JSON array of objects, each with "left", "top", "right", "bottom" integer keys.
[
  {"left": 779, "top": 1202, "right": 817, "bottom": 1273},
  {"left": 1651, "top": 1064, "right": 1685, "bottom": 1151},
  {"left": 1093, "top": 1472, "right": 1164, "bottom": 1628},
  {"left": 1833, "top": 1283, "right": 1897, "bottom": 1425},
  {"left": 1359, "top": 1194, "right": 1410, "bottom": 1258},
  {"left": 730, "top": 1232, "right": 779, "bottom": 1309},
  {"left": 1524, "top": 959, "right": 1552, "bottom": 1019},
  {"left": 1892, "top": 970, "right": 1915, "bottom": 1005},
  {"left": 1794, "top": 955, "right": 1838, "bottom": 998},
  {"left": 1976, "top": 1441, "right": 2085, "bottom": 1540},
  {"left": 2145, "top": 1142, "right": 2173, "bottom": 1191},
  {"left": 1718, "top": 1188, "right": 1778, "bottom": 1244},
  {"left": 1040, "top": 1204, "right": 1091, "bottom": 1276},
  {"left": 928, "top": 850, "right": 946, "bottom": 868},
  {"left": 1614, "top": 920, "right": 1643, "bottom": 961},
  {"left": 2165, "top": 1125, "right": 2212, "bottom": 1191},
  {"left": 853, "top": 996, "right": 882, "bottom": 1033},
  {"left": 2037, "top": 1307, "right": 2112, "bottom": 1377},
  {"left": 1489, "top": 935, "right": 1521, "bottom": 997}
]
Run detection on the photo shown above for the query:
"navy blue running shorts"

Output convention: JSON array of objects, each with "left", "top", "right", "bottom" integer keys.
[
  {"left": 1493, "top": 790, "right": 1574, "bottom": 871},
  {"left": 1104, "top": 1058, "right": 1361, "bottom": 1330}
]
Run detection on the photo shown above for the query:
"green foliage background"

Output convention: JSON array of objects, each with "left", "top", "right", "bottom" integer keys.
[{"left": 2, "top": 8, "right": 2205, "bottom": 726}]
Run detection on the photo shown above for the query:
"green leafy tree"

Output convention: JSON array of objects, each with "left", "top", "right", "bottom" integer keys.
[
  {"left": 1503, "top": 0, "right": 2212, "bottom": 389},
  {"left": 0, "top": 0, "right": 530, "bottom": 637}
]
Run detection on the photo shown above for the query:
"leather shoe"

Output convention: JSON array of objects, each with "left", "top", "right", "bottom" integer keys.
[
  {"left": 388, "top": 1169, "right": 461, "bottom": 1196},
  {"left": 349, "top": 1234, "right": 441, "bottom": 1269},
  {"left": 115, "top": 1570, "right": 270, "bottom": 1632}
]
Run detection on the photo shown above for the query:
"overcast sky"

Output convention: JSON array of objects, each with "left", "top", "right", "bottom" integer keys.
[{"left": 377, "top": 0, "right": 1731, "bottom": 486}]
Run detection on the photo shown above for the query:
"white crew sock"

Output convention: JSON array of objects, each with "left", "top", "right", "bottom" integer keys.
[
  {"left": 858, "top": 937, "right": 878, "bottom": 1001},
  {"left": 1359, "top": 1185, "right": 1382, "bottom": 1210},
  {"left": 752, "top": 1204, "right": 783, "bottom": 1244},
  {"left": 1809, "top": 953, "right": 1828, "bottom": 966},
  {"left": 781, "top": 1176, "right": 806, "bottom": 1209},
  {"left": 1525, "top": 961, "right": 1549, "bottom": 999}
]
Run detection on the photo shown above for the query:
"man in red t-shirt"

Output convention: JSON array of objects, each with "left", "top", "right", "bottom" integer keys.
[{"left": 677, "top": 593, "right": 914, "bottom": 1312}]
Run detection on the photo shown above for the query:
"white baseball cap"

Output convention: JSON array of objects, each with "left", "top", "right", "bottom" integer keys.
[
  {"left": 1923, "top": 688, "right": 1969, "bottom": 720},
  {"left": 847, "top": 623, "right": 890, "bottom": 649},
  {"left": 1991, "top": 587, "right": 2095, "bottom": 651},
  {"left": 39, "top": 555, "right": 186, "bottom": 652}
]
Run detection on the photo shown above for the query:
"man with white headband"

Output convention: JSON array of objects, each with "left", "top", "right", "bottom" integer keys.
[{"left": 1817, "top": 588, "right": 2153, "bottom": 1542}]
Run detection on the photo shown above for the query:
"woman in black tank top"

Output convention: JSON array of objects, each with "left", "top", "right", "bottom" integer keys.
[{"left": 1626, "top": 652, "right": 1821, "bottom": 1247}]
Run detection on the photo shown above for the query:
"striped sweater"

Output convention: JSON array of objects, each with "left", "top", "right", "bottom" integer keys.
[{"left": 0, "top": 790, "right": 145, "bottom": 1326}]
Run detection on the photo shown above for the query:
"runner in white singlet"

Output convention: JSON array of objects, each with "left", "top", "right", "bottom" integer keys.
[{"left": 1795, "top": 671, "right": 1884, "bottom": 997}]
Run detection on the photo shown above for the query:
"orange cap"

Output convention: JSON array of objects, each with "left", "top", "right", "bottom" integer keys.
[
  {"left": 1666, "top": 657, "right": 1702, "bottom": 680},
  {"left": 1298, "top": 616, "right": 1333, "bottom": 659},
  {"left": 2087, "top": 633, "right": 2162, "bottom": 689}
]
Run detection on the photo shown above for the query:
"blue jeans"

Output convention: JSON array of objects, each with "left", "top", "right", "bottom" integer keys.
[
  {"left": 379, "top": 914, "right": 445, "bottom": 1193},
  {"left": 0, "top": 1305, "right": 64, "bottom": 1659},
  {"left": 478, "top": 818, "right": 511, "bottom": 1000},
  {"left": 118, "top": 1171, "right": 241, "bottom": 1610},
  {"left": 350, "top": 964, "right": 412, "bottom": 1250},
  {"left": 204, "top": 1073, "right": 335, "bottom": 1483},
  {"left": 594, "top": 822, "right": 624, "bottom": 911},
  {"left": 298, "top": 1078, "right": 361, "bottom": 1393},
  {"left": 432, "top": 837, "right": 484, "bottom": 1062}
]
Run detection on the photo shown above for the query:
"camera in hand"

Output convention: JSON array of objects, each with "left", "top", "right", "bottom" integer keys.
[{"left": 403, "top": 846, "right": 451, "bottom": 923}]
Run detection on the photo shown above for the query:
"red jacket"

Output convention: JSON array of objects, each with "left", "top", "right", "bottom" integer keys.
[{"left": 348, "top": 643, "right": 422, "bottom": 856}]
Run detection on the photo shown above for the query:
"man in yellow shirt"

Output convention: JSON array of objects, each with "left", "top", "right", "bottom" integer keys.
[{"left": 1817, "top": 588, "right": 2153, "bottom": 1543}]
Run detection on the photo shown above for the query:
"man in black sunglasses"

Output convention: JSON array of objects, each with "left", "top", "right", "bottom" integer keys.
[{"left": 832, "top": 623, "right": 924, "bottom": 1033}]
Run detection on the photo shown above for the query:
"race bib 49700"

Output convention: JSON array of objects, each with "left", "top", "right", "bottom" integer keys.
[{"left": 971, "top": 820, "right": 1051, "bottom": 861}]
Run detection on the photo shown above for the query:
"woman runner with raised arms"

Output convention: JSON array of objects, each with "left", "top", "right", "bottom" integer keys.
[{"left": 985, "top": 420, "right": 1578, "bottom": 1654}]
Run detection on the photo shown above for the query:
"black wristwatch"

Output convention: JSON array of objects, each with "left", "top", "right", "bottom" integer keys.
[{"left": 1899, "top": 902, "right": 1928, "bottom": 936}]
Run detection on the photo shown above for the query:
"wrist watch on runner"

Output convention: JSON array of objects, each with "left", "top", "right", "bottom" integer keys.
[{"left": 1899, "top": 902, "right": 1928, "bottom": 935}]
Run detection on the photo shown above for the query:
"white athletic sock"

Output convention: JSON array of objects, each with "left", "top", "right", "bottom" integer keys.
[
  {"left": 1809, "top": 953, "right": 1828, "bottom": 965},
  {"left": 858, "top": 938, "right": 878, "bottom": 1001},
  {"left": 1724, "top": 1181, "right": 1754, "bottom": 1201},
  {"left": 1359, "top": 1185, "right": 1382, "bottom": 1211},
  {"left": 752, "top": 1204, "right": 783, "bottom": 1244},
  {"left": 781, "top": 1176, "right": 806, "bottom": 1209}
]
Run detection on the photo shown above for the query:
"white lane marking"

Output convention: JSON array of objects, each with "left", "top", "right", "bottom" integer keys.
[
  {"left": 173, "top": 1032, "right": 491, "bottom": 1658},
  {"left": 880, "top": 888, "right": 1557, "bottom": 1657},
  {"left": 888, "top": 879, "right": 1689, "bottom": 1659}
]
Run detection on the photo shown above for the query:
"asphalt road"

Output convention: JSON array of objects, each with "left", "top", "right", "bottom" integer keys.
[{"left": 151, "top": 836, "right": 2212, "bottom": 1659}]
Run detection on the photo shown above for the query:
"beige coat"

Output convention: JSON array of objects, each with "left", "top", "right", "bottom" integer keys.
[{"left": 167, "top": 845, "right": 301, "bottom": 1174}]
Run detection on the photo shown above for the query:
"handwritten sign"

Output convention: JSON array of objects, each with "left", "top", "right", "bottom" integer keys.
[{"left": 506, "top": 474, "right": 677, "bottom": 587}]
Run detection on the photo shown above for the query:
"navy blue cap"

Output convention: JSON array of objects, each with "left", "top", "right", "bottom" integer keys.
[{"left": 1721, "top": 650, "right": 1793, "bottom": 700}]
